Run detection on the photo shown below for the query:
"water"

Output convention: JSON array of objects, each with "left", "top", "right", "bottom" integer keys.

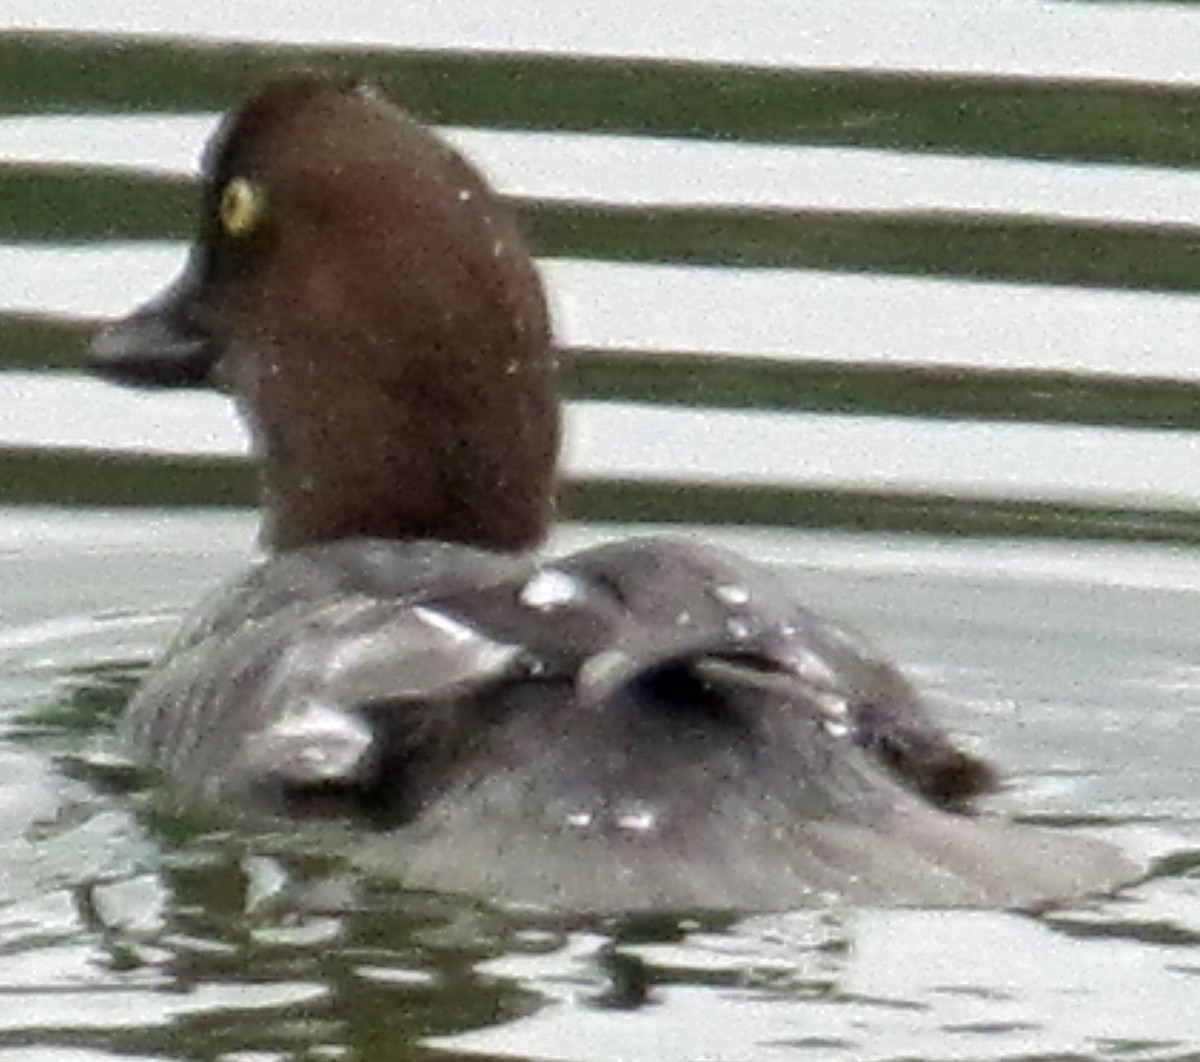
[{"left": 2, "top": 2, "right": 1200, "bottom": 1058}]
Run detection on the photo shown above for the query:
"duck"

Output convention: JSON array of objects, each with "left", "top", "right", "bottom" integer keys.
[{"left": 88, "top": 73, "right": 1134, "bottom": 912}]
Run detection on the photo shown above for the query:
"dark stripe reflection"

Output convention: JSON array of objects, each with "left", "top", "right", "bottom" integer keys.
[
  {"left": 2, "top": 168, "right": 1198, "bottom": 295},
  {"left": 5, "top": 316, "right": 1200, "bottom": 430},
  {"left": 3, "top": 446, "right": 1200, "bottom": 544},
  {"left": 0, "top": 34, "right": 1199, "bottom": 164}
]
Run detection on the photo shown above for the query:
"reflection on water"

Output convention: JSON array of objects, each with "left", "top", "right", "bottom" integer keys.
[
  {"left": 3, "top": 27, "right": 1200, "bottom": 535},
  {"left": 7, "top": 0, "right": 1200, "bottom": 84},
  {"left": 2, "top": 1, "right": 1200, "bottom": 1059},
  {"left": 9, "top": 113, "right": 1200, "bottom": 228}
]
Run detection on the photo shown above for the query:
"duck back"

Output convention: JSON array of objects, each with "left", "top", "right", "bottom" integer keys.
[{"left": 122, "top": 536, "right": 1134, "bottom": 912}]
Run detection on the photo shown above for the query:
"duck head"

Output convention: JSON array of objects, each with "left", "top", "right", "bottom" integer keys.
[{"left": 90, "top": 74, "right": 560, "bottom": 553}]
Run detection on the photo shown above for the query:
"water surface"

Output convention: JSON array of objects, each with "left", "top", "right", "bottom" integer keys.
[{"left": 2, "top": 2, "right": 1200, "bottom": 1059}]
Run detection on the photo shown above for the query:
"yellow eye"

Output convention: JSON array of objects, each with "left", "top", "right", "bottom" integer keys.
[{"left": 218, "top": 177, "right": 264, "bottom": 237}]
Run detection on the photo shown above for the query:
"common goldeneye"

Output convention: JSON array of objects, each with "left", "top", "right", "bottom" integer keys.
[{"left": 88, "top": 74, "right": 1133, "bottom": 912}]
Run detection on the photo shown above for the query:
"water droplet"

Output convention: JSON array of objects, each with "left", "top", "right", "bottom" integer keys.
[
  {"left": 794, "top": 648, "right": 839, "bottom": 688},
  {"left": 675, "top": 610, "right": 693, "bottom": 627},
  {"left": 614, "top": 803, "right": 658, "bottom": 833},
  {"left": 519, "top": 568, "right": 581, "bottom": 610},
  {"left": 566, "top": 809, "right": 594, "bottom": 829},
  {"left": 823, "top": 720, "right": 850, "bottom": 738},
  {"left": 726, "top": 617, "right": 751, "bottom": 640},
  {"left": 492, "top": 238, "right": 506, "bottom": 258},
  {"left": 457, "top": 187, "right": 473, "bottom": 202},
  {"left": 254, "top": 701, "right": 374, "bottom": 782},
  {"left": 712, "top": 583, "right": 750, "bottom": 606},
  {"left": 411, "top": 605, "right": 478, "bottom": 644},
  {"left": 815, "top": 691, "right": 850, "bottom": 719},
  {"left": 579, "top": 649, "right": 634, "bottom": 693}
]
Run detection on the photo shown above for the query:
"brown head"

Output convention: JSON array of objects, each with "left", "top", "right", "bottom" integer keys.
[{"left": 90, "top": 74, "right": 560, "bottom": 552}]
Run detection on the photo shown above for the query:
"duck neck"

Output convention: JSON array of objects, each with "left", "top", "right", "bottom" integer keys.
[{"left": 251, "top": 352, "right": 561, "bottom": 555}]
